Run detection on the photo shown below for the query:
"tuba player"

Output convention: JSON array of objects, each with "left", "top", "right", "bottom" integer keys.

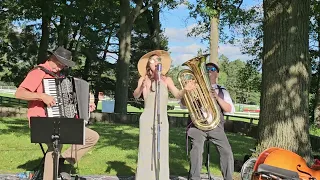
[{"left": 181, "top": 62, "right": 235, "bottom": 180}]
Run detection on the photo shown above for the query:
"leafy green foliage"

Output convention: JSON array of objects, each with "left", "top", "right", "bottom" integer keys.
[
  {"left": 218, "top": 55, "right": 261, "bottom": 105},
  {"left": 127, "top": 5, "right": 169, "bottom": 108},
  {"left": 0, "top": 23, "right": 39, "bottom": 86},
  {"left": 0, "top": 0, "right": 121, "bottom": 99},
  {"left": 186, "top": 0, "right": 258, "bottom": 43},
  {"left": 167, "top": 65, "right": 183, "bottom": 98},
  {"left": 235, "top": 5, "right": 263, "bottom": 68},
  {"left": 308, "top": 0, "right": 320, "bottom": 124}
]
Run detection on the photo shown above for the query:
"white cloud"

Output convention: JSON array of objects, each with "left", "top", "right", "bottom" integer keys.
[
  {"left": 164, "top": 24, "right": 198, "bottom": 42},
  {"left": 219, "top": 44, "right": 252, "bottom": 61},
  {"left": 169, "top": 43, "right": 251, "bottom": 66},
  {"left": 169, "top": 43, "right": 207, "bottom": 65},
  {"left": 176, "top": 3, "right": 187, "bottom": 9},
  {"left": 164, "top": 25, "right": 251, "bottom": 66},
  {"left": 171, "top": 53, "right": 197, "bottom": 66},
  {"left": 12, "top": 26, "right": 22, "bottom": 33},
  {"left": 170, "top": 43, "right": 206, "bottom": 54}
]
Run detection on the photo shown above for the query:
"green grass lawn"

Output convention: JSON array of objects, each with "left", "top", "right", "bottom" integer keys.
[{"left": 0, "top": 117, "right": 256, "bottom": 177}]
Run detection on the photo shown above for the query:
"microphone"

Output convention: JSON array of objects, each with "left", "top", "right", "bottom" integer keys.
[{"left": 155, "top": 63, "right": 162, "bottom": 81}]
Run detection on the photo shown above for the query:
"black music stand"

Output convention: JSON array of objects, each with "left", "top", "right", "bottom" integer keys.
[{"left": 30, "top": 117, "right": 85, "bottom": 180}]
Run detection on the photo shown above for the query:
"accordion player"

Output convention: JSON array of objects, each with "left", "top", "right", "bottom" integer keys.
[{"left": 42, "top": 77, "right": 91, "bottom": 123}]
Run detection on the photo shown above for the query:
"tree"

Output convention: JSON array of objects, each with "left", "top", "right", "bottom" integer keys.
[
  {"left": 0, "top": 0, "right": 122, "bottom": 110},
  {"left": 0, "top": 25, "right": 39, "bottom": 86},
  {"left": 257, "top": 0, "right": 312, "bottom": 163},
  {"left": 114, "top": 0, "right": 162, "bottom": 117},
  {"left": 237, "top": 62, "right": 261, "bottom": 104},
  {"left": 236, "top": 4, "right": 263, "bottom": 68},
  {"left": 2, "top": 0, "right": 56, "bottom": 64},
  {"left": 128, "top": 3, "right": 169, "bottom": 108},
  {"left": 186, "top": 0, "right": 256, "bottom": 64}
]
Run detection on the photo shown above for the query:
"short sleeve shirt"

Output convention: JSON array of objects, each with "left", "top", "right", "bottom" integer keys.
[
  {"left": 19, "top": 61, "right": 56, "bottom": 121},
  {"left": 212, "top": 84, "right": 235, "bottom": 114}
]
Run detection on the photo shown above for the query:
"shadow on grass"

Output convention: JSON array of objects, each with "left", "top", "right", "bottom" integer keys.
[
  {"left": 90, "top": 122, "right": 191, "bottom": 175},
  {"left": 169, "top": 127, "right": 190, "bottom": 176},
  {"left": 105, "top": 161, "right": 135, "bottom": 176},
  {"left": 0, "top": 117, "right": 29, "bottom": 136},
  {"left": 17, "top": 157, "right": 44, "bottom": 171},
  {"left": 168, "top": 127, "right": 256, "bottom": 175},
  {"left": 17, "top": 156, "right": 78, "bottom": 175},
  {"left": 1, "top": 117, "right": 256, "bottom": 176},
  {"left": 61, "top": 164, "right": 78, "bottom": 175},
  {"left": 89, "top": 122, "right": 140, "bottom": 151}
]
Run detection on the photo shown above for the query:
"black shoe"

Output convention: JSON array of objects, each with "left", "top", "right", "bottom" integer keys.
[{"left": 59, "top": 158, "right": 66, "bottom": 173}]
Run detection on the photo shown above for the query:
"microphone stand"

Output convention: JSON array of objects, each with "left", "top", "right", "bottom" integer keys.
[{"left": 151, "top": 63, "right": 161, "bottom": 180}]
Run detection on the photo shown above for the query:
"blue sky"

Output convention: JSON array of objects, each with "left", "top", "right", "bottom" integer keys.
[{"left": 161, "top": 0, "right": 262, "bottom": 66}]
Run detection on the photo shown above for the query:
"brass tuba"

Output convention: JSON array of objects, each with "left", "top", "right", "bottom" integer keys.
[{"left": 178, "top": 54, "right": 221, "bottom": 131}]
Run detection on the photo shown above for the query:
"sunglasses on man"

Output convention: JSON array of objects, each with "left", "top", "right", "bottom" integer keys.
[{"left": 206, "top": 67, "right": 217, "bottom": 72}]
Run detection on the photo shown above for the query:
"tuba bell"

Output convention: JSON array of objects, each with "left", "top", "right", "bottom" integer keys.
[{"left": 178, "top": 54, "right": 221, "bottom": 131}]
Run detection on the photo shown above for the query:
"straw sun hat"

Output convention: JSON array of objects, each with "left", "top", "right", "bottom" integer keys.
[{"left": 137, "top": 50, "right": 172, "bottom": 77}]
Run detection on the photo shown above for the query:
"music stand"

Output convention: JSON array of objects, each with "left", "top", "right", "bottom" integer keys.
[{"left": 30, "top": 117, "right": 85, "bottom": 180}]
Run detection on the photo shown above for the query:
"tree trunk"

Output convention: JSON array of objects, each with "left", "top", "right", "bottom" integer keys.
[
  {"left": 114, "top": 25, "right": 131, "bottom": 115},
  {"left": 209, "top": 0, "right": 221, "bottom": 64},
  {"left": 257, "top": 0, "right": 312, "bottom": 163},
  {"left": 114, "top": 0, "right": 133, "bottom": 116},
  {"left": 57, "top": 16, "right": 65, "bottom": 46},
  {"left": 152, "top": 3, "right": 160, "bottom": 49},
  {"left": 38, "top": 14, "right": 50, "bottom": 64},
  {"left": 62, "top": 18, "right": 70, "bottom": 47},
  {"left": 82, "top": 48, "right": 92, "bottom": 81},
  {"left": 114, "top": 0, "right": 157, "bottom": 117},
  {"left": 209, "top": 16, "right": 219, "bottom": 64},
  {"left": 94, "top": 89, "right": 100, "bottom": 108}
]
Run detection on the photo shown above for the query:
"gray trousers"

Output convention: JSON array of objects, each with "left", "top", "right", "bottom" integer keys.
[{"left": 188, "top": 124, "right": 234, "bottom": 180}]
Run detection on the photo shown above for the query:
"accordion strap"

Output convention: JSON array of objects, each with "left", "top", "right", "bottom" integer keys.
[{"left": 34, "top": 65, "right": 60, "bottom": 78}]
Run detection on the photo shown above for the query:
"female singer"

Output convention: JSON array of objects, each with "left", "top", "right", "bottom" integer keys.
[{"left": 133, "top": 50, "right": 196, "bottom": 180}]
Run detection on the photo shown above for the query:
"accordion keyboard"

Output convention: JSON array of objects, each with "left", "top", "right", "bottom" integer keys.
[
  {"left": 43, "top": 78, "right": 63, "bottom": 117},
  {"left": 42, "top": 77, "right": 90, "bottom": 121}
]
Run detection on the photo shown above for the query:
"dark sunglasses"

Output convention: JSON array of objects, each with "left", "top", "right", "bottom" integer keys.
[{"left": 206, "top": 67, "right": 217, "bottom": 72}]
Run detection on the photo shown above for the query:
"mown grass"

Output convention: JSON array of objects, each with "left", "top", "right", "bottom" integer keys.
[{"left": 0, "top": 117, "right": 256, "bottom": 178}]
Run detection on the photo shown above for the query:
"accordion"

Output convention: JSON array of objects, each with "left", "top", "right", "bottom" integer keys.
[{"left": 42, "top": 77, "right": 90, "bottom": 122}]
